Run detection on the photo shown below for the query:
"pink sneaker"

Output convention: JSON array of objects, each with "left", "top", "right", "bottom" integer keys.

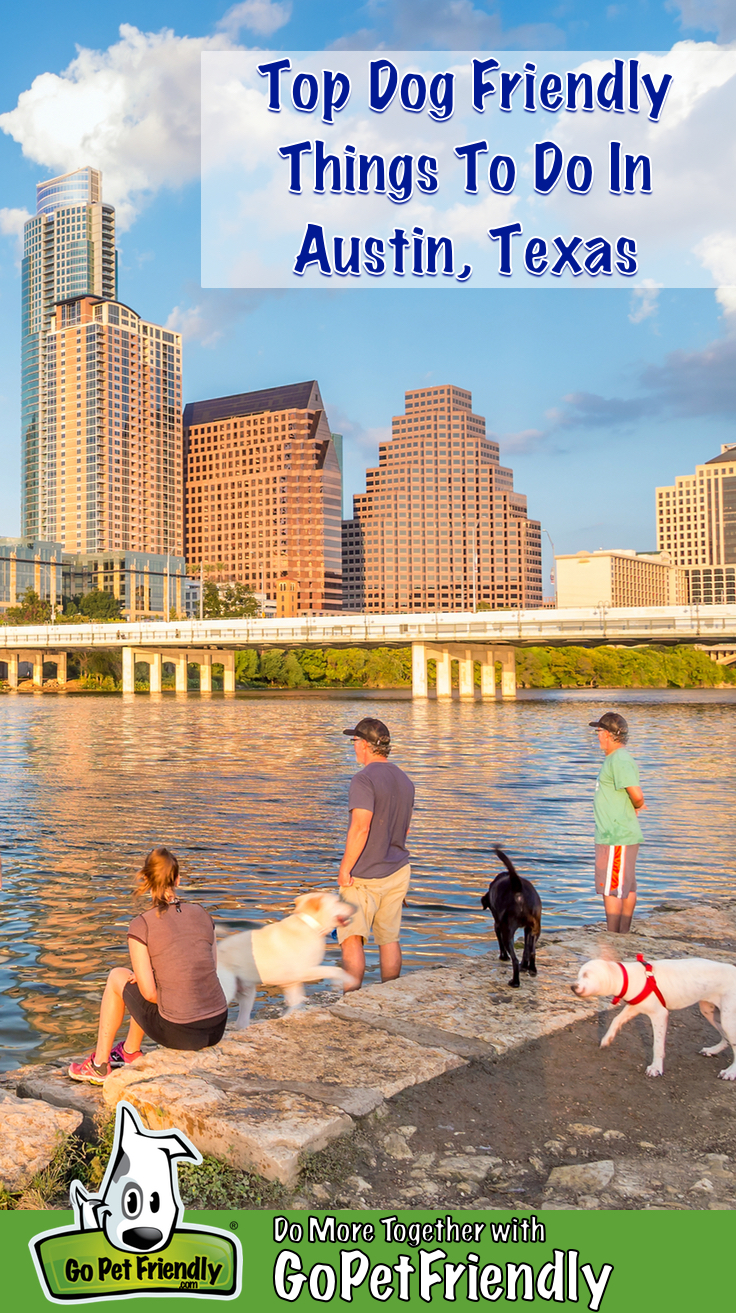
[
  {"left": 68, "top": 1054, "right": 110, "bottom": 1084},
  {"left": 109, "top": 1041, "right": 143, "bottom": 1068}
]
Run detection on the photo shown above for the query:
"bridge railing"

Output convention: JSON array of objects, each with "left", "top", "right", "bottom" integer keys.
[{"left": 0, "top": 605, "right": 735, "bottom": 650}]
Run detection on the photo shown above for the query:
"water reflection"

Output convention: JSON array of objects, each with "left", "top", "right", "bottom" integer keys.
[{"left": 1, "top": 688, "right": 734, "bottom": 1069}]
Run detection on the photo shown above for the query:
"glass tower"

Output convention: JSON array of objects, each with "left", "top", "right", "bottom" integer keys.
[{"left": 21, "top": 167, "right": 116, "bottom": 540}]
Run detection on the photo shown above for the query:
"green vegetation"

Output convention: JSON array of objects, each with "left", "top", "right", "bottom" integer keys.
[
  {"left": 515, "top": 644, "right": 736, "bottom": 689},
  {"left": 2, "top": 587, "right": 52, "bottom": 624},
  {"left": 63, "top": 590, "right": 122, "bottom": 621},
  {"left": 203, "top": 578, "right": 258, "bottom": 619},
  {"left": 230, "top": 643, "right": 735, "bottom": 690}
]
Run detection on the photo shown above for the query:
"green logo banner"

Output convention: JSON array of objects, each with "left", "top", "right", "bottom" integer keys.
[{"left": 32, "top": 1226, "right": 239, "bottom": 1302}]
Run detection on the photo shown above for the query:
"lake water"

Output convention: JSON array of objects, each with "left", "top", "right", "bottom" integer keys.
[{"left": 0, "top": 687, "right": 734, "bottom": 1070}]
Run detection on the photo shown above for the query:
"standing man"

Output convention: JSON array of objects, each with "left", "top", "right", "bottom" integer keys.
[
  {"left": 337, "top": 717, "right": 414, "bottom": 991},
  {"left": 590, "top": 711, "right": 646, "bottom": 934}
]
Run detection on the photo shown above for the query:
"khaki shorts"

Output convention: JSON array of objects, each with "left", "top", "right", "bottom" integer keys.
[{"left": 337, "top": 864, "right": 411, "bottom": 947}]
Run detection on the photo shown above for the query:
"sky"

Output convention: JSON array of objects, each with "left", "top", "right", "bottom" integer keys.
[{"left": 1, "top": 0, "right": 735, "bottom": 589}]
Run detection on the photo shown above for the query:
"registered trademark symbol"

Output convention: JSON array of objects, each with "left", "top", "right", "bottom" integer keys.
[{"left": 230, "top": 1220, "right": 239, "bottom": 1230}]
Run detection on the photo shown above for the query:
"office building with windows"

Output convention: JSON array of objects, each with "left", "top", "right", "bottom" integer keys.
[
  {"left": 555, "top": 548, "right": 684, "bottom": 608},
  {"left": 656, "top": 444, "right": 736, "bottom": 604},
  {"left": 347, "top": 383, "right": 542, "bottom": 612},
  {"left": 21, "top": 167, "right": 183, "bottom": 557},
  {"left": 183, "top": 380, "right": 342, "bottom": 613}
]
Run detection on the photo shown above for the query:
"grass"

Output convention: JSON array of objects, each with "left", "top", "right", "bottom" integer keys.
[{"left": 0, "top": 1108, "right": 355, "bottom": 1211}]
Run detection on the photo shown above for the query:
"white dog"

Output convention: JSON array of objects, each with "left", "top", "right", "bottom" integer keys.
[
  {"left": 572, "top": 954, "right": 736, "bottom": 1079},
  {"left": 70, "top": 1102, "right": 200, "bottom": 1253},
  {"left": 216, "top": 890, "right": 356, "bottom": 1028}
]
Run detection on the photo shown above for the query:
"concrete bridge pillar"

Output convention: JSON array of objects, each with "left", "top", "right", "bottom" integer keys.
[
  {"left": 435, "top": 649, "right": 452, "bottom": 699},
  {"left": 411, "top": 643, "right": 428, "bottom": 699},
  {"left": 55, "top": 652, "right": 67, "bottom": 686},
  {"left": 458, "top": 649, "right": 475, "bottom": 700},
  {"left": 222, "top": 651, "right": 235, "bottom": 694},
  {"left": 5, "top": 653, "right": 18, "bottom": 689},
  {"left": 499, "top": 647, "right": 517, "bottom": 699},
  {"left": 480, "top": 649, "right": 497, "bottom": 700},
  {"left": 200, "top": 653, "right": 213, "bottom": 692},
  {"left": 149, "top": 652, "right": 163, "bottom": 694},
  {"left": 122, "top": 647, "right": 135, "bottom": 694},
  {"left": 33, "top": 651, "right": 44, "bottom": 688},
  {"left": 174, "top": 653, "right": 188, "bottom": 693}
]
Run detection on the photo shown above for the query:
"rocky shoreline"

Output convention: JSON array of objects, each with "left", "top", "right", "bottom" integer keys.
[{"left": 2, "top": 898, "right": 735, "bottom": 1210}]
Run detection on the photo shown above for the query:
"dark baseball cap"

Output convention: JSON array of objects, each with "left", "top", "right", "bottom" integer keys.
[
  {"left": 342, "top": 717, "right": 391, "bottom": 748},
  {"left": 589, "top": 711, "right": 629, "bottom": 738}
]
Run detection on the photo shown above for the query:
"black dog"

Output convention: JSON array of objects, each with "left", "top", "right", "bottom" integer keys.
[{"left": 481, "top": 847, "right": 542, "bottom": 988}]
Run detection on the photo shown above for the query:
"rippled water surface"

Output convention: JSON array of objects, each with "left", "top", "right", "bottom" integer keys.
[{"left": 1, "top": 687, "right": 734, "bottom": 1069}]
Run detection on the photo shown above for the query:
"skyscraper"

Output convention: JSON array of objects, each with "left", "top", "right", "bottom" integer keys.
[
  {"left": 656, "top": 443, "right": 736, "bottom": 604},
  {"left": 346, "top": 383, "right": 542, "bottom": 612},
  {"left": 183, "top": 381, "right": 342, "bottom": 612},
  {"left": 22, "top": 168, "right": 115, "bottom": 541},
  {"left": 21, "top": 168, "right": 183, "bottom": 556}
]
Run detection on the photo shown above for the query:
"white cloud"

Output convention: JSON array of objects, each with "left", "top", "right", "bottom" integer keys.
[
  {"left": 166, "top": 285, "right": 283, "bottom": 347},
  {"left": 0, "top": 24, "right": 237, "bottom": 230},
  {"left": 695, "top": 230, "right": 736, "bottom": 323},
  {"left": 668, "top": 0, "right": 736, "bottom": 42},
  {"left": 0, "top": 207, "right": 31, "bottom": 263},
  {"left": 329, "top": 0, "right": 565, "bottom": 50},
  {"left": 217, "top": 0, "right": 292, "bottom": 38},
  {"left": 0, "top": 207, "right": 31, "bottom": 240},
  {"left": 628, "top": 280, "right": 662, "bottom": 324}
]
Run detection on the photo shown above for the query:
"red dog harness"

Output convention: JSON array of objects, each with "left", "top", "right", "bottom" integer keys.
[{"left": 612, "top": 953, "right": 667, "bottom": 1008}]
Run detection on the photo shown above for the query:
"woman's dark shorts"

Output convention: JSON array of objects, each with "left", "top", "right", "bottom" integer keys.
[{"left": 123, "top": 981, "right": 227, "bottom": 1050}]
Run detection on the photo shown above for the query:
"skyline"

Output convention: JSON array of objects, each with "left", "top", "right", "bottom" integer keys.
[{"left": 0, "top": 2, "right": 735, "bottom": 593}]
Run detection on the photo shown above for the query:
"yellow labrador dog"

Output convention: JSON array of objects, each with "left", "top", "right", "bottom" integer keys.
[
  {"left": 216, "top": 890, "right": 356, "bottom": 1028},
  {"left": 572, "top": 954, "right": 736, "bottom": 1079}
]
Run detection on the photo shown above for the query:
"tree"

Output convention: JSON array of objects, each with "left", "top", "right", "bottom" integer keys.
[
  {"left": 3, "top": 588, "right": 52, "bottom": 625},
  {"left": 203, "top": 580, "right": 258, "bottom": 619}
]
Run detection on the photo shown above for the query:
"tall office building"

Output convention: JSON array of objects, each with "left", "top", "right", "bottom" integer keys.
[
  {"left": 656, "top": 444, "right": 736, "bottom": 604},
  {"left": 183, "top": 381, "right": 342, "bottom": 612},
  {"left": 22, "top": 168, "right": 115, "bottom": 540},
  {"left": 21, "top": 167, "right": 183, "bottom": 556},
  {"left": 346, "top": 383, "right": 542, "bottom": 612}
]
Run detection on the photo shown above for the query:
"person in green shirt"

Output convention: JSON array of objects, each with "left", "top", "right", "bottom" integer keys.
[{"left": 590, "top": 711, "right": 647, "bottom": 934}]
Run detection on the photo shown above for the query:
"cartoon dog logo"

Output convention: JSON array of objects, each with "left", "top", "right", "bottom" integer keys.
[{"left": 69, "top": 1102, "right": 201, "bottom": 1254}]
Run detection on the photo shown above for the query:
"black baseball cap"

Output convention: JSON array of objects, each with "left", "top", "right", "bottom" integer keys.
[
  {"left": 342, "top": 717, "right": 391, "bottom": 749},
  {"left": 589, "top": 711, "right": 629, "bottom": 738}
]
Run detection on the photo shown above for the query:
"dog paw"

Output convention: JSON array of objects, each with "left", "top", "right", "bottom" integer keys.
[
  {"left": 700, "top": 1045, "right": 720, "bottom": 1057},
  {"left": 599, "top": 1035, "right": 613, "bottom": 1049},
  {"left": 528, "top": 965, "right": 537, "bottom": 975},
  {"left": 717, "top": 1068, "right": 736, "bottom": 1081},
  {"left": 645, "top": 1064, "right": 663, "bottom": 1077},
  {"left": 509, "top": 979, "right": 520, "bottom": 989}
]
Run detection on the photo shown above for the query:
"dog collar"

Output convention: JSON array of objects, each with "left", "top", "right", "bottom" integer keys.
[
  {"left": 612, "top": 954, "right": 667, "bottom": 1008},
  {"left": 297, "top": 912, "right": 323, "bottom": 931}
]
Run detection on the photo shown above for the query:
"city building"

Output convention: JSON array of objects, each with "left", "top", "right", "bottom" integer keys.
[
  {"left": 342, "top": 517, "right": 365, "bottom": 610},
  {"left": 555, "top": 548, "right": 684, "bottom": 608},
  {"left": 66, "top": 550, "right": 185, "bottom": 619},
  {"left": 656, "top": 444, "right": 736, "bottom": 604},
  {"left": 183, "top": 380, "right": 342, "bottom": 613},
  {"left": 0, "top": 537, "right": 184, "bottom": 620},
  {"left": 21, "top": 167, "right": 183, "bottom": 558},
  {"left": 347, "top": 383, "right": 543, "bottom": 612},
  {"left": 0, "top": 538, "right": 64, "bottom": 616}
]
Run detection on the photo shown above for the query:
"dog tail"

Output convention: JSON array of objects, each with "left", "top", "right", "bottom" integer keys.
[{"left": 493, "top": 846, "right": 523, "bottom": 891}]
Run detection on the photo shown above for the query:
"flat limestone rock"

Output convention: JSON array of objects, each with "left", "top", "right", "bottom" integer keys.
[
  {"left": 0, "top": 1092, "right": 82, "bottom": 1190},
  {"left": 105, "top": 1073, "right": 352, "bottom": 1186},
  {"left": 14, "top": 1065, "right": 104, "bottom": 1138},
  {"left": 332, "top": 953, "right": 602, "bottom": 1055},
  {"left": 104, "top": 1009, "right": 464, "bottom": 1103},
  {"left": 546, "top": 1160, "right": 615, "bottom": 1193}
]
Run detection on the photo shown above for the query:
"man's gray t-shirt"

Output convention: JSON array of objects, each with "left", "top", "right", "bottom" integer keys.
[{"left": 348, "top": 761, "right": 414, "bottom": 880}]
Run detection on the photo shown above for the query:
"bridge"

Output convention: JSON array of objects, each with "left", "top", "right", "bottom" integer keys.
[{"left": 1, "top": 604, "right": 735, "bottom": 697}]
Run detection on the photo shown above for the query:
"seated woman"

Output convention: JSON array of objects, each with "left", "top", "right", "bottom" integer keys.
[{"left": 69, "top": 847, "right": 228, "bottom": 1084}]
